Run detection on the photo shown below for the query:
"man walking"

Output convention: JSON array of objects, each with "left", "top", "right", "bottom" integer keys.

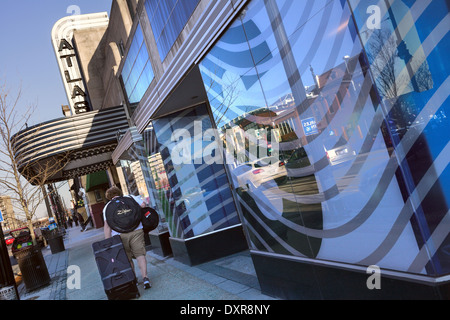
[{"left": 103, "top": 186, "right": 151, "bottom": 290}]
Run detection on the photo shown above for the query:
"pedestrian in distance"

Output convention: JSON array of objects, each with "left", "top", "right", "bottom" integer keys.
[
  {"left": 71, "top": 199, "right": 86, "bottom": 231},
  {"left": 71, "top": 208, "right": 79, "bottom": 226},
  {"left": 70, "top": 200, "right": 79, "bottom": 226},
  {"left": 103, "top": 186, "right": 151, "bottom": 290},
  {"left": 78, "top": 194, "right": 93, "bottom": 232}
]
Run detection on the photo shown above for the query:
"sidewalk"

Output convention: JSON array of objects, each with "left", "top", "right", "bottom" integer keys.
[{"left": 18, "top": 226, "right": 277, "bottom": 301}]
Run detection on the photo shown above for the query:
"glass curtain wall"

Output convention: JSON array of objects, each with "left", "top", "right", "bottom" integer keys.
[
  {"left": 348, "top": 0, "right": 450, "bottom": 275},
  {"left": 121, "top": 23, "right": 155, "bottom": 107},
  {"left": 199, "top": 0, "right": 449, "bottom": 275},
  {"left": 143, "top": 104, "right": 240, "bottom": 239},
  {"left": 117, "top": 159, "right": 150, "bottom": 202},
  {"left": 120, "top": 140, "right": 167, "bottom": 232},
  {"left": 147, "top": 140, "right": 172, "bottom": 233},
  {"left": 145, "top": 0, "right": 200, "bottom": 61}
]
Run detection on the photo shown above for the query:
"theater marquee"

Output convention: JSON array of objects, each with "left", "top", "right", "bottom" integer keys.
[
  {"left": 57, "top": 38, "right": 89, "bottom": 114},
  {"left": 51, "top": 13, "right": 109, "bottom": 115}
]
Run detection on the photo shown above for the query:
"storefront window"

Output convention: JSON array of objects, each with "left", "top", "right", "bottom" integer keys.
[
  {"left": 117, "top": 159, "right": 149, "bottom": 203},
  {"left": 147, "top": 149, "right": 172, "bottom": 233},
  {"left": 199, "top": 0, "right": 448, "bottom": 274},
  {"left": 144, "top": 104, "right": 240, "bottom": 239}
]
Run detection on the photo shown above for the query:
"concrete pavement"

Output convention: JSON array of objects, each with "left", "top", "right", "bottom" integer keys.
[{"left": 18, "top": 225, "right": 277, "bottom": 301}]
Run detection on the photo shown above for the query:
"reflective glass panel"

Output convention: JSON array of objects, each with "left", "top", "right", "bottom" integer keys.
[
  {"left": 121, "top": 23, "right": 155, "bottom": 105},
  {"left": 199, "top": 0, "right": 449, "bottom": 275},
  {"left": 145, "top": 104, "right": 240, "bottom": 239},
  {"left": 349, "top": 0, "right": 450, "bottom": 275},
  {"left": 117, "top": 159, "right": 149, "bottom": 202},
  {"left": 145, "top": 0, "right": 200, "bottom": 61}
]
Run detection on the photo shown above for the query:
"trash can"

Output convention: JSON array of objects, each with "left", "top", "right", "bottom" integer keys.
[
  {"left": 15, "top": 246, "right": 50, "bottom": 292},
  {"left": 42, "top": 229, "right": 65, "bottom": 254},
  {"left": 47, "top": 235, "right": 65, "bottom": 254}
]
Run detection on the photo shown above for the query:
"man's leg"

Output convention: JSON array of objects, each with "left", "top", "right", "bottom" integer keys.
[
  {"left": 138, "top": 255, "right": 151, "bottom": 289},
  {"left": 136, "top": 255, "right": 147, "bottom": 279},
  {"left": 129, "top": 230, "right": 151, "bottom": 289}
]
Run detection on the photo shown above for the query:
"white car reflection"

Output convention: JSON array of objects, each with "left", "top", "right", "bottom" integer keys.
[
  {"left": 232, "top": 157, "right": 286, "bottom": 191},
  {"left": 326, "top": 145, "right": 356, "bottom": 166}
]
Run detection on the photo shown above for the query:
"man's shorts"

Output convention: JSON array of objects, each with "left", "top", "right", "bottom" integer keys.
[{"left": 120, "top": 229, "right": 146, "bottom": 260}]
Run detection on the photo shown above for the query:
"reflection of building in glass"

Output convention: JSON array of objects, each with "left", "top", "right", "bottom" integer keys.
[
  {"left": 221, "top": 54, "right": 366, "bottom": 162},
  {"left": 129, "top": 161, "right": 149, "bottom": 202},
  {"left": 148, "top": 153, "right": 168, "bottom": 190},
  {"left": 148, "top": 152, "right": 172, "bottom": 233}
]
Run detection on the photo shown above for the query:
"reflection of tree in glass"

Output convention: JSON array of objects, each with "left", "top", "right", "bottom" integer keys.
[
  {"left": 203, "top": 66, "right": 241, "bottom": 128},
  {"left": 366, "top": 29, "right": 404, "bottom": 100},
  {"left": 366, "top": 28, "right": 434, "bottom": 138},
  {"left": 366, "top": 29, "right": 433, "bottom": 100}
]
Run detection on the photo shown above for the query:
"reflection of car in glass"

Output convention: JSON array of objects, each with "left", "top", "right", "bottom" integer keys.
[
  {"left": 284, "top": 148, "right": 315, "bottom": 178},
  {"left": 4, "top": 233, "right": 14, "bottom": 246},
  {"left": 326, "top": 145, "right": 356, "bottom": 166},
  {"left": 233, "top": 157, "right": 286, "bottom": 191}
]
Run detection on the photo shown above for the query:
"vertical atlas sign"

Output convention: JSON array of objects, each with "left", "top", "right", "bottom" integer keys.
[
  {"left": 51, "top": 13, "right": 109, "bottom": 116},
  {"left": 57, "top": 38, "right": 90, "bottom": 114}
]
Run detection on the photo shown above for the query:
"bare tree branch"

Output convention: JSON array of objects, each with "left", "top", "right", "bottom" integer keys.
[{"left": 0, "top": 82, "right": 70, "bottom": 243}]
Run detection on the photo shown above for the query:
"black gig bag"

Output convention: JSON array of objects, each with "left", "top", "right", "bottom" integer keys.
[{"left": 141, "top": 207, "right": 160, "bottom": 233}]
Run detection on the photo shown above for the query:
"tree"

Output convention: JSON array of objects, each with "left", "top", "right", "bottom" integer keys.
[{"left": 0, "top": 82, "right": 69, "bottom": 244}]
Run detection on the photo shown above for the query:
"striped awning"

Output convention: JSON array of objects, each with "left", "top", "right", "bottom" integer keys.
[{"left": 11, "top": 105, "right": 130, "bottom": 184}]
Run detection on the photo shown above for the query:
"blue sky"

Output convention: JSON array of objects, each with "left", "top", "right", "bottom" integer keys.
[
  {"left": 0, "top": 1, "right": 112, "bottom": 219},
  {"left": 0, "top": 0, "right": 112, "bottom": 126}
]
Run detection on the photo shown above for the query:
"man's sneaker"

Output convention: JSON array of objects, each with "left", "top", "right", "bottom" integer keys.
[{"left": 143, "top": 277, "right": 151, "bottom": 290}]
